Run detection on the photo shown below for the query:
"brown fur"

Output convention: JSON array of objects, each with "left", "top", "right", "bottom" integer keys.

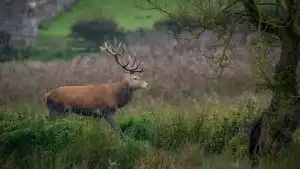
[{"left": 44, "top": 81, "right": 131, "bottom": 110}]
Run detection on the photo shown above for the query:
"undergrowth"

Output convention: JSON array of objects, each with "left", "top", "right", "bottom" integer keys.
[{"left": 1, "top": 99, "right": 300, "bottom": 169}]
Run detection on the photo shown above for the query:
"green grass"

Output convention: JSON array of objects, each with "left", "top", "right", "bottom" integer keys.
[
  {"left": 2, "top": 99, "right": 300, "bottom": 169},
  {"left": 39, "top": 0, "right": 177, "bottom": 37}
]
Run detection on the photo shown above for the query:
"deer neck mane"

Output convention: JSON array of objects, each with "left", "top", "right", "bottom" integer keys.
[{"left": 116, "top": 80, "right": 133, "bottom": 108}]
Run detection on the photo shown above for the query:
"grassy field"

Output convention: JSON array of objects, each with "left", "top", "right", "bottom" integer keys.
[
  {"left": 1, "top": 37, "right": 300, "bottom": 168},
  {"left": 0, "top": 100, "right": 254, "bottom": 169},
  {"left": 39, "top": 0, "right": 176, "bottom": 37},
  {"left": 2, "top": 0, "right": 300, "bottom": 168},
  {"left": 2, "top": 98, "right": 300, "bottom": 169}
]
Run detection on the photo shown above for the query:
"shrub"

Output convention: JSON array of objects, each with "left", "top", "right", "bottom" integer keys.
[
  {"left": 38, "top": 20, "right": 52, "bottom": 30},
  {"left": 120, "top": 116, "right": 154, "bottom": 141},
  {"left": 150, "top": 114, "right": 197, "bottom": 150},
  {"left": 0, "top": 112, "right": 147, "bottom": 169},
  {"left": 69, "top": 18, "right": 126, "bottom": 49},
  {"left": 0, "top": 118, "right": 85, "bottom": 166},
  {"left": 3, "top": 100, "right": 298, "bottom": 168}
]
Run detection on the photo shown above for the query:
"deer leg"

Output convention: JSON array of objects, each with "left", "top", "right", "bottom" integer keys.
[
  {"left": 47, "top": 109, "right": 58, "bottom": 120},
  {"left": 104, "top": 112, "right": 122, "bottom": 135},
  {"left": 46, "top": 99, "right": 66, "bottom": 120},
  {"left": 93, "top": 108, "right": 104, "bottom": 118}
]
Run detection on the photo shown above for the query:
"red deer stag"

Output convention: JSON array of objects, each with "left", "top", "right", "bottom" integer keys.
[{"left": 44, "top": 42, "right": 150, "bottom": 135}]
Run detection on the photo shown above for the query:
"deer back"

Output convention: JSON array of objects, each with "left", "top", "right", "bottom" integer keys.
[
  {"left": 45, "top": 82, "right": 133, "bottom": 109},
  {"left": 45, "top": 85, "right": 108, "bottom": 108}
]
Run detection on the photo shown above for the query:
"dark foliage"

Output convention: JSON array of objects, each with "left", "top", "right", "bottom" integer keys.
[
  {"left": 69, "top": 18, "right": 126, "bottom": 49},
  {"left": 120, "top": 116, "right": 153, "bottom": 141}
]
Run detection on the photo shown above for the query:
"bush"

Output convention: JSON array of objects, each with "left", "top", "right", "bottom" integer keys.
[
  {"left": 38, "top": 20, "right": 52, "bottom": 30},
  {"left": 69, "top": 18, "right": 126, "bottom": 49},
  {"left": 0, "top": 118, "right": 84, "bottom": 165},
  {"left": 0, "top": 115, "right": 146, "bottom": 169},
  {"left": 120, "top": 116, "right": 154, "bottom": 141},
  {"left": 1, "top": 100, "right": 290, "bottom": 169}
]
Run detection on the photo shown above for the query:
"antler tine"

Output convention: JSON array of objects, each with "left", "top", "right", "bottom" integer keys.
[
  {"left": 101, "top": 42, "right": 145, "bottom": 73},
  {"left": 127, "top": 52, "right": 139, "bottom": 70},
  {"left": 101, "top": 42, "right": 130, "bottom": 70},
  {"left": 116, "top": 42, "right": 131, "bottom": 68},
  {"left": 121, "top": 43, "right": 126, "bottom": 52},
  {"left": 129, "top": 59, "right": 145, "bottom": 73},
  {"left": 117, "top": 42, "right": 122, "bottom": 51},
  {"left": 128, "top": 52, "right": 145, "bottom": 73},
  {"left": 127, "top": 54, "right": 132, "bottom": 66},
  {"left": 129, "top": 55, "right": 137, "bottom": 68},
  {"left": 122, "top": 53, "right": 130, "bottom": 67},
  {"left": 132, "top": 60, "right": 139, "bottom": 69}
]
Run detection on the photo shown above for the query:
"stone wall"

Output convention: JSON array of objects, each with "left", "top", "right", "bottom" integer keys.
[{"left": 0, "top": 0, "right": 77, "bottom": 49}]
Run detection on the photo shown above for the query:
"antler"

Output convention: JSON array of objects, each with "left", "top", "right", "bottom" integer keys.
[{"left": 100, "top": 42, "right": 145, "bottom": 74}]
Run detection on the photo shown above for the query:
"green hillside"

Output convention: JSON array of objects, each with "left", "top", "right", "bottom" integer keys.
[{"left": 39, "top": 0, "right": 177, "bottom": 37}]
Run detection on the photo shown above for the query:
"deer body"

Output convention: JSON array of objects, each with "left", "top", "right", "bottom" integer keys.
[
  {"left": 45, "top": 81, "right": 133, "bottom": 110},
  {"left": 44, "top": 42, "right": 149, "bottom": 135}
]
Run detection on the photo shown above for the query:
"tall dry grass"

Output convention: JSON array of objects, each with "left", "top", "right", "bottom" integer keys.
[{"left": 0, "top": 30, "right": 278, "bottom": 106}]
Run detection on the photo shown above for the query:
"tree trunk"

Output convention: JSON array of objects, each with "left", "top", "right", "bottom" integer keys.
[{"left": 249, "top": 31, "right": 300, "bottom": 166}]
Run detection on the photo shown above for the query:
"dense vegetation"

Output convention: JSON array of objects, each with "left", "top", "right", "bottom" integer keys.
[
  {"left": 0, "top": 100, "right": 299, "bottom": 169},
  {"left": 1, "top": 0, "right": 300, "bottom": 168}
]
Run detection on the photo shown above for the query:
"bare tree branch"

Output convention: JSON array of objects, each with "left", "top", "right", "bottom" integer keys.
[{"left": 242, "top": 0, "right": 285, "bottom": 35}]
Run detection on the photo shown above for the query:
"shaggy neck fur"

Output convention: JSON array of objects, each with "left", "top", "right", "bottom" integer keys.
[{"left": 116, "top": 80, "right": 133, "bottom": 108}]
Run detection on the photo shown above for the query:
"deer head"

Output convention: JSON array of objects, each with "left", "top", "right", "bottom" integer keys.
[{"left": 100, "top": 42, "right": 150, "bottom": 90}]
